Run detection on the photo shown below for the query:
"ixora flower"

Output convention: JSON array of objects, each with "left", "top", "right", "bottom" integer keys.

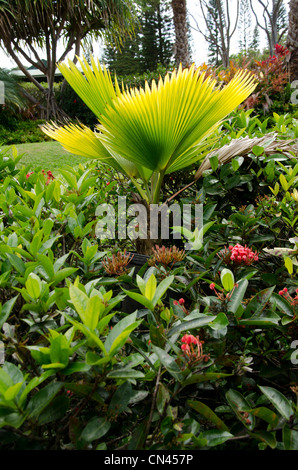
[
  {"left": 45, "top": 170, "right": 55, "bottom": 185},
  {"left": 278, "top": 287, "right": 298, "bottom": 307},
  {"left": 219, "top": 243, "right": 259, "bottom": 266},
  {"left": 148, "top": 245, "right": 186, "bottom": 267},
  {"left": 102, "top": 250, "right": 134, "bottom": 276},
  {"left": 180, "top": 334, "right": 210, "bottom": 363}
]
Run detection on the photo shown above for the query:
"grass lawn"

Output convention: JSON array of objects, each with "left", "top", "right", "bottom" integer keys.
[{"left": 3, "top": 141, "right": 86, "bottom": 174}]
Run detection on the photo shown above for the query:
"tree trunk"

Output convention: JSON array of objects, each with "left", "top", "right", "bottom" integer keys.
[
  {"left": 287, "top": 0, "right": 298, "bottom": 83},
  {"left": 46, "top": 86, "right": 69, "bottom": 121},
  {"left": 135, "top": 200, "right": 160, "bottom": 256},
  {"left": 171, "top": 0, "right": 190, "bottom": 68}
]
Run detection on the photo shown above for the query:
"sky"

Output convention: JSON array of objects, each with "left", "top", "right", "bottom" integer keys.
[{"left": 0, "top": 0, "right": 289, "bottom": 71}]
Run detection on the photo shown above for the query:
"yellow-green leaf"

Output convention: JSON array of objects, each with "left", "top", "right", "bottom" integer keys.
[{"left": 145, "top": 274, "right": 157, "bottom": 301}]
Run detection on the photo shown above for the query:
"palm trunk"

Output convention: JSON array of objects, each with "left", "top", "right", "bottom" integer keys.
[
  {"left": 287, "top": 0, "right": 298, "bottom": 82},
  {"left": 171, "top": 0, "right": 190, "bottom": 68}
]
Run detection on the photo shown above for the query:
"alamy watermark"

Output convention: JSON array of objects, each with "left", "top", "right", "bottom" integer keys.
[
  {"left": 291, "top": 80, "right": 298, "bottom": 105},
  {"left": 95, "top": 197, "right": 203, "bottom": 250},
  {"left": 291, "top": 340, "right": 298, "bottom": 365}
]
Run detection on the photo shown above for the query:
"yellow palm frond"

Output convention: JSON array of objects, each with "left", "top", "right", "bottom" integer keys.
[
  {"left": 41, "top": 122, "right": 110, "bottom": 160},
  {"left": 41, "top": 121, "right": 145, "bottom": 178},
  {"left": 57, "top": 56, "right": 121, "bottom": 119}
]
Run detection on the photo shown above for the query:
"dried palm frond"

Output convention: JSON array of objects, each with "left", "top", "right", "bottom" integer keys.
[{"left": 194, "top": 133, "right": 298, "bottom": 180}]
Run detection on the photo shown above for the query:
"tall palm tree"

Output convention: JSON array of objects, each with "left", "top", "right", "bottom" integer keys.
[
  {"left": 171, "top": 0, "right": 190, "bottom": 67},
  {"left": 287, "top": 0, "right": 298, "bottom": 82}
]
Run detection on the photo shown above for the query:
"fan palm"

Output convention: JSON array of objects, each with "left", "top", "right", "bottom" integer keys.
[{"left": 42, "top": 56, "right": 257, "bottom": 207}]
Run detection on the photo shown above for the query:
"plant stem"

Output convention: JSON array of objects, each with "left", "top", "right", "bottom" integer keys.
[
  {"left": 152, "top": 170, "right": 165, "bottom": 205},
  {"left": 144, "top": 365, "right": 161, "bottom": 445},
  {"left": 130, "top": 176, "right": 149, "bottom": 203}
]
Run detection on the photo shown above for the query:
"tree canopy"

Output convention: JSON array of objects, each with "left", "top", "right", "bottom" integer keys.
[{"left": 0, "top": 0, "right": 137, "bottom": 118}]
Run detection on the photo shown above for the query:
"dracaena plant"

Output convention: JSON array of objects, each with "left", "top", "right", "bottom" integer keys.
[{"left": 42, "top": 56, "right": 257, "bottom": 206}]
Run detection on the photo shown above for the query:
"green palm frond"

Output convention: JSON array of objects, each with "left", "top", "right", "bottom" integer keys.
[
  {"left": 98, "top": 65, "right": 256, "bottom": 174},
  {"left": 57, "top": 56, "right": 121, "bottom": 120}
]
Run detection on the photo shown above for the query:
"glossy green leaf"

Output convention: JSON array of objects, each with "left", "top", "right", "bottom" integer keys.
[
  {"left": 69, "top": 284, "right": 88, "bottom": 323},
  {"left": 152, "top": 275, "right": 174, "bottom": 307},
  {"left": 249, "top": 407, "right": 279, "bottom": 428},
  {"left": 258, "top": 386, "right": 293, "bottom": 420},
  {"left": 37, "top": 395, "right": 69, "bottom": 426},
  {"left": 4, "top": 382, "right": 24, "bottom": 402},
  {"left": 202, "top": 429, "right": 233, "bottom": 447},
  {"left": 122, "top": 289, "right": 154, "bottom": 310},
  {"left": 108, "top": 320, "right": 142, "bottom": 356},
  {"left": 145, "top": 273, "right": 156, "bottom": 301},
  {"left": 105, "top": 312, "right": 141, "bottom": 354},
  {"left": 226, "top": 389, "right": 255, "bottom": 430},
  {"left": 271, "top": 292, "right": 294, "bottom": 317},
  {"left": 227, "top": 279, "right": 248, "bottom": 316},
  {"left": 26, "top": 382, "right": 63, "bottom": 419},
  {"left": 209, "top": 312, "right": 229, "bottom": 330},
  {"left": 25, "top": 273, "right": 42, "bottom": 300},
  {"left": 152, "top": 345, "right": 183, "bottom": 382},
  {"left": 108, "top": 382, "right": 133, "bottom": 416},
  {"left": 243, "top": 286, "right": 276, "bottom": 318},
  {"left": 107, "top": 368, "right": 145, "bottom": 379},
  {"left": 81, "top": 417, "right": 111, "bottom": 443},
  {"left": 168, "top": 315, "right": 217, "bottom": 337},
  {"left": 220, "top": 268, "right": 234, "bottom": 291},
  {"left": 283, "top": 423, "right": 298, "bottom": 450},
  {"left": 188, "top": 400, "right": 229, "bottom": 431},
  {"left": 0, "top": 296, "right": 18, "bottom": 330},
  {"left": 249, "top": 430, "right": 277, "bottom": 449}
]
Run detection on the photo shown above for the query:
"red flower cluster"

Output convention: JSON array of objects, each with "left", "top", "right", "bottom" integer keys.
[
  {"left": 180, "top": 334, "right": 209, "bottom": 363},
  {"left": 26, "top": 170, "right": 55, "bottom": 185},
  {"left": 274, "top": 44, "right": 289, "bottom": 57},
  {"left": 278, "top": 287, "right": 298, "bottom": 307},
  {"left": 173, "top": 298, "right": 189, "bottom": 315},
  {"left": 42, "top": 169, "right": 55, "bottom": 185},
  {"left": 256, "top": 44, "right": 289, "bottom": 67},
  {"left": 221, "top": 243, "right": 259, "bottom": 266},
  {"left": 173, "top": 298, "right": 185, "bottom": 306},
  {"left": 181, "top": 334, "right": 198, "bottom": 345}
]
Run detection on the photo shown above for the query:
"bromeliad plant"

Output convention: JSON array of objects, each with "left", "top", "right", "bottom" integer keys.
[{"left": 42, "top": 57, "right": 257, "bottom": 252}]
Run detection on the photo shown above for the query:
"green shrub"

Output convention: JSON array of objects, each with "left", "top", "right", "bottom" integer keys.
[
  {"left": 0, "top": 118, "right": 52, "bottom": 145},
  {"left": 0, "top": 114, "right": 297, "bottom": 450}
]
